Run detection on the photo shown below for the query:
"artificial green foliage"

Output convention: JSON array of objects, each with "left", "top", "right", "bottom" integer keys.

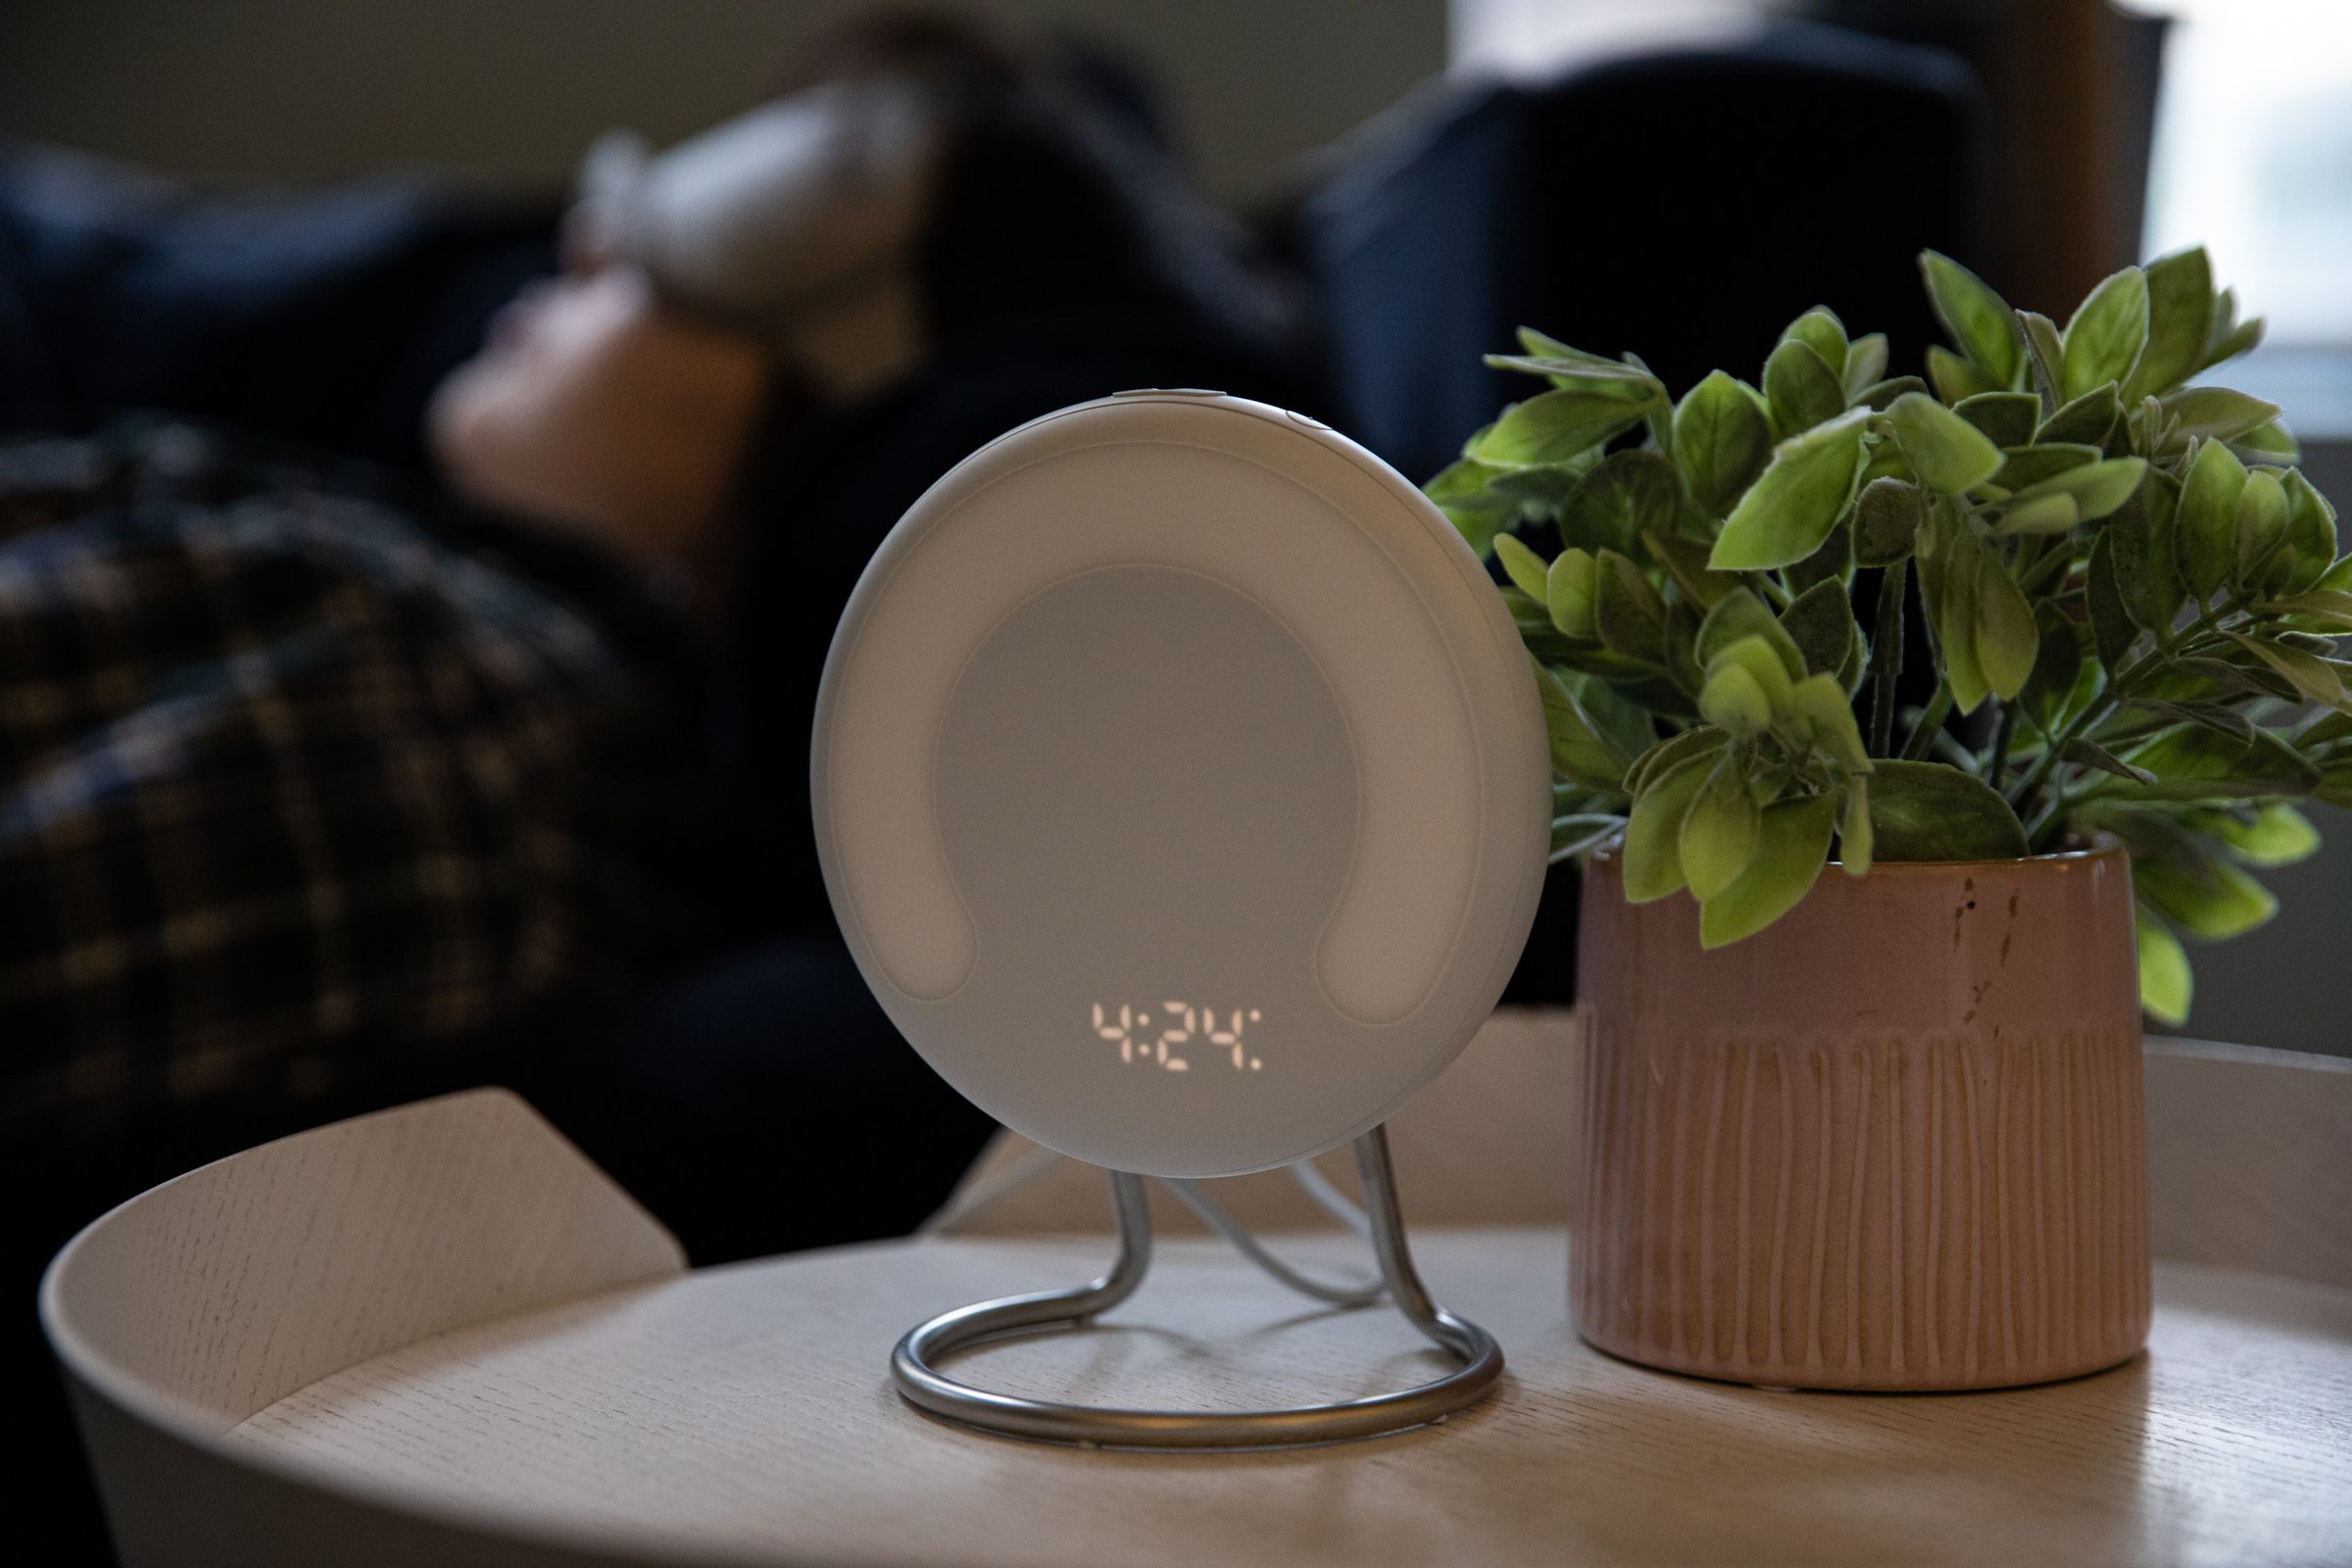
[{"left": 1426, "top": 251, "right": 2350, "bottom": 1021}]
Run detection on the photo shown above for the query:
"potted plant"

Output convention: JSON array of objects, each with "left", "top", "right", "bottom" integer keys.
[{"left": 1428, "top": 249, "right": 2350, "bottom": 1390}]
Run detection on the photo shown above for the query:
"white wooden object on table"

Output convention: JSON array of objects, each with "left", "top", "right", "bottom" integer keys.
[{"left": 40, "top": 1014, "right": 2352, "bottom": 1568}]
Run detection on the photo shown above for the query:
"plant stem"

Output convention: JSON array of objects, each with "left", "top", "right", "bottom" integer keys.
[
  {"left": 1899, "top": 683, "right": 1954, "bottom": 760},
  {"left": 2002, "top": 641, "right": 2171, "bottom": 830},
  {"left": 2024, "top": 788, "right": 2078, "bottom": 851},
  {"left": 1987, "top": 701, "right": 2018, "bottom": 785},
  {"left": 1869, "top": 559, "right": 1908, "bottom": 758}
]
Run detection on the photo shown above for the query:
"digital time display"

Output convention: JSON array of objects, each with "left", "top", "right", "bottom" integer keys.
[{"left": 1093, "top": 1002, "right": 1262, "bottom": 1073}]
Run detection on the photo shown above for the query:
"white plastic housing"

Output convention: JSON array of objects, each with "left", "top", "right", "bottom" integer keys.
[{"left": 812, "top": 392, "right": 1548, "bottom": 1177}]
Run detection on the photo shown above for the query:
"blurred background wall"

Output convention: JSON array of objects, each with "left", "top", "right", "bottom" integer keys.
[
  {"left": 0, "top": 0, "right": 1445, "bottom": 203},
  {"left": 0, "top": 0, "right": 2342, "bottom": 1054}
]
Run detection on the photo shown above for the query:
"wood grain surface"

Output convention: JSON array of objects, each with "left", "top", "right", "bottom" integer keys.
[
  {"left": 231, "top": 1230, "right": 2352, "bottom": 1568},
  {"left": 42, "top": 1088, "right": 685, "bottom": 1431},
  {"left": 47, "top": 1020, "right": 2352, "bottom": 1568}
]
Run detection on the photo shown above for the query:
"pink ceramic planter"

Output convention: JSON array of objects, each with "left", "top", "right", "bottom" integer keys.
[{"left": 1571, "top": 845, "right": 2152, "bottom": 1391}]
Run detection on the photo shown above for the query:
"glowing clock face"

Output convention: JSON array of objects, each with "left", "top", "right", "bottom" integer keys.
[
  {"left": 813, "top": 395, "right": 1551, "bottom": 1179},
  {"left": 921, "top": 563, "right": 1362, "bottom": 1174}
]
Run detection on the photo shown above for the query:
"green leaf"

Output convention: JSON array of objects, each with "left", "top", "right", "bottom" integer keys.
[
  {"left": 1425, "top": 458, "right": 1512, "bottom": 557},
  {"left": 1853, "top": 476, "right": 1928, "bottom": 566},
  {"left": 1865, "top": 760, "right": 2031, "bottom": 859},
  {"left": 1624, "top": 726, "right": 1730, "bottom": 799},
  {"left": 1954, "top": 391, "right": 2041, "bottom": 449},
  {"left": 1994, "top": 492, "right": 2079, "bottom": 537},
  {"left": 2215, "top": 802, "right": 2323, "bottom": 867},
  {"left": 2178, "top": 439, "right": 2250, "bottom": 599},
  {"left": 2086, "top": 530, "right": 2139, "bottom": 668},
  {"left": 1785, "top": 517, "right": 1855, "bottom": 596},
  {"left": 1856, "top": 374, "right": 1931, "bottom": 411},
  {"left": 2136, "top": 854, "right": 2278, "bottom": 940},
  {"left": 1483, "top": 354, "right": 1662, "bottom": 395},
  {"left": 2128, "top": 245, "right": 2213, "bottom": 400},
  {"left": 2259, "top": 588, "right": 2352, "bottom": 630},
  {"left": 2136, "top": 910, "right": 2193, "bottom": 1026},
  {"left": 1919, "top": 251, "right": 2021, "bottom": 383},
  {"left": 2233, "top": 469, "right": 2291, "bottom": 594},
  {"left": 1843, "top": 334, "right": 1889, "bottom": 402},
  {"left": 1533, "top": 659, "right": 1634, "bottom": 791},
  {"left": 1781, "top": 308, "right": 1848, "bottom": 379},
  {"left": 2109, "top": 473, "right": 2183, "bottom": 633},
  {"left": 2163, "top": 386, "right": 2283, "bottom": 445},
  {"left": 2009, "top": 456, "right": 2148, "bottom": 521},
  {"left": 2227, "top": 630, "right": 2345, "bottom": 709},
  {"left": 2037, "top": 382, "right": 2124, "bottom": 449},
  {"left": 1545, "top": 546, "right": 1598, "bottom": 638},
  {"left": 1696, "top": 588, "right": 1806, "bottom": 680},
  {"left": 1928, "top": 519, "right": 1990, "bottom": 713},
  {"left": 1926, "top": 344, "right": 2002, "bottom": 404},
  {"left": 1468, "top": 386, "right": 1658, "bottom": 468},
  {"left": 1564, "top": 666, "right": 1663, "bottom": 760},
  {"left": 1516, "top": 326, "right": 1615, "bottom": 365},
  {"left": 1484, "top": 464, "right": 1583, "bottom": 518},
  {"left": 2281, "top": 469, "right": 2339, "bottom": 593},
  {"left": 2061, "top": 738, "right": 2157, "bottom": 785},
  {"left": 1698, "top": 794, "right": 1837, "bottom": 948},
  {"left": 1709, "top": 407, "right": 1872, "bottom": 570},
  {"left": 2022, "top": 601, "right": 2086, "bottom": 722},
  {"left": 1888, "top": 392, "right": 2004, "bottom": 494},
  {"left": 2018, "top": 311, "right": 2067, "bottom": 408},
  {"left": 1642, "top": 529, "right": 1737, "bottom": 611},
  {"left": 2119, "top": 722, "right": 2323, "bottom": 799},
  {"left": 1763, "top": 338, "right": 1847, "bottom": 439},
  {"left": 1779, "top": 579, "right": 1859, "bottom": 678},
  {"left": 2061, "top": 266, "right": 2149, "bottom": 403},
  {"left": 1494, "top": 532, "right": 1549, "bottom": 598},
  {"left": 1788, "top": 671, "right": 1870, "bottom": 769},
  {"left": 1672, "top": 370, "right": 1774, "bottom": 517},
  {"left": 1719, "top": 631, "right": 1801, "bottom": 708},
  {"left": 1559, "top": 449, "right": 1681, "bottom": 555},
  {"left": 1680, "top": 756, "right": 1762, "bottom": 901},
  {"left": 1592, "top": 549, "right": 1669, "bottom": 664},
  {"left": 1973, "top": 554, "right": 2039, "bottom": 701},
  {"left": 2129, "top": 699, "right": 2257, "bottom": 746},
  {"left": 2202, "top": 315, "right": 2266, "bottom": 372},
  {"left": 2230, "top": 420, "right": 2300, "bottom": 465},
  {"left": 1994, "top": 444, "right": 2102, "bottom": 492},
  {"left": 1699, "top": 661, "right": 1774, "bottom": 737},
  {"left": 1622, "top": 752, "right": 1715, "bottom": 902}
]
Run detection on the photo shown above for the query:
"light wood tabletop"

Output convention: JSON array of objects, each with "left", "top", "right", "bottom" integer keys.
[
  {"left": 40, "top": 1016, "right": 2352, "bottom": 1567},
  {"left": 231, "top": 1225, "right": 2352, "bottom": 1568}
]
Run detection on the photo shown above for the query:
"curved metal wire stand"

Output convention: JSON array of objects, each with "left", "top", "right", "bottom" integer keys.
[{"left": 891, "top": 1125, "right": 1503, "bottom": 1448}]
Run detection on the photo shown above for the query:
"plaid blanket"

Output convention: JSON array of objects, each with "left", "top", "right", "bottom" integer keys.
[{"left": 0, "top": 421, "right": 710, "bottom": 1130}]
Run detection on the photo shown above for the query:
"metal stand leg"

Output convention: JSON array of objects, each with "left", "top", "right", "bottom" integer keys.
[{"left": 890, "top": 1125, "right": 1503, "bottom": 1448}]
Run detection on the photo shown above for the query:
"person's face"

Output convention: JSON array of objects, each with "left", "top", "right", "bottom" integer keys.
[{"left": 428, "top": 266, "right": 769, "bottom": 571}]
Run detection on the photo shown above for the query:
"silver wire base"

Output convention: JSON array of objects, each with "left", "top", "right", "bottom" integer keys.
[{"left": 891, "top": 1124, "right": 1503, "bottom": 1449}]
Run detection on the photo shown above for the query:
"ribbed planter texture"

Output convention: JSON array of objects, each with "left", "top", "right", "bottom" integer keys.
[{"left": 1571, "top": 844, "right": 2152, "bottom": 1391}]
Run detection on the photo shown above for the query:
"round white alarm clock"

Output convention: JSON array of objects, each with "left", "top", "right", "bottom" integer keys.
[{"left": 812, "top": 389, "right": 1548, "bottom": 1181}]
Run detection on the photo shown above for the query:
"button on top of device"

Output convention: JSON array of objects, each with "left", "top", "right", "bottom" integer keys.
[
  {"left": 1110, "top": 387, "right": 1226, "bottom": 398},
  {"left": 1285, "top": 410, "right": 1333, "bottom": 430}
]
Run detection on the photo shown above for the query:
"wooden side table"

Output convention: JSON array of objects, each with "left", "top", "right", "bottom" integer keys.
[{"left": 40, "top": 1019, "right": 2352, "bottom": 1568}]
